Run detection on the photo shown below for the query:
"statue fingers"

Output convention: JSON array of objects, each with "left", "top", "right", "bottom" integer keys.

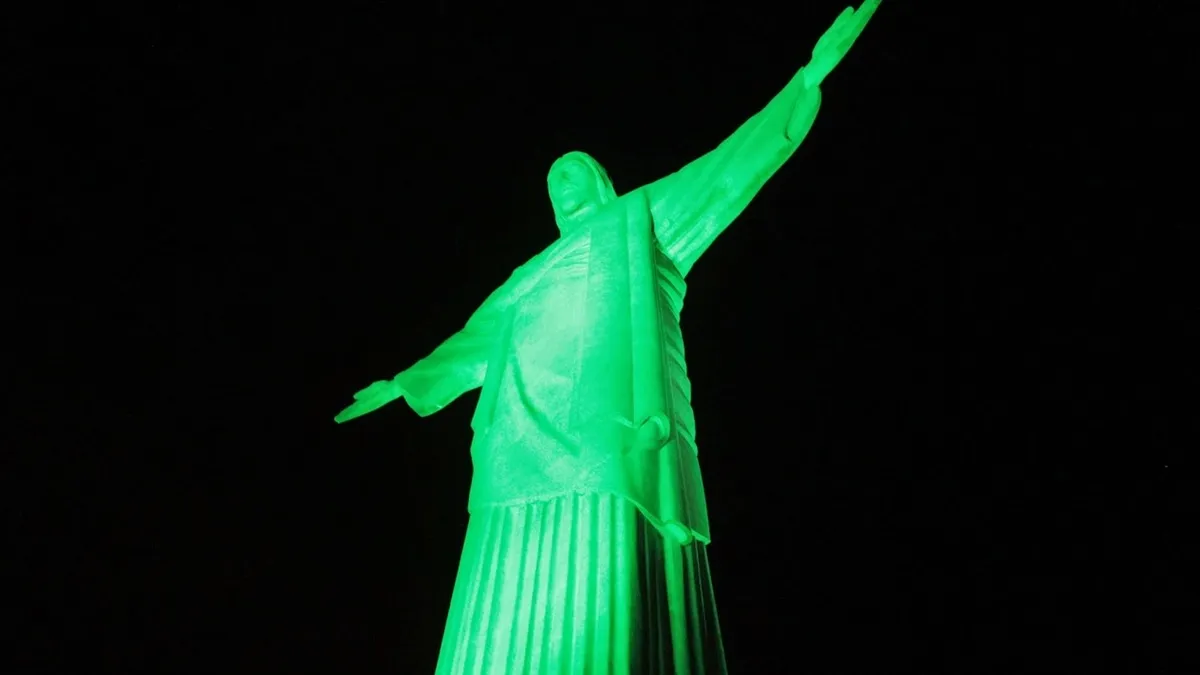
[
  {"left": 334, "top": 403, "right": 364, "bottom": 423},
  {"left": 335, "top": 397, "right": 388, "bottom": 423},
  {"left": 843, "top": 0, "right": 881, "bottom": 46},
  {"left": 857, "top": 0, "right": 882, "bottom": 20},
  {"left": 815, "top": 7, "right": 860, "bottom": 58},
  {"left": 353, "top": 380, "right": 389, "bottom": 400},
  {"left": 815, "top": 12, "right": 851, "bottom": 53}
]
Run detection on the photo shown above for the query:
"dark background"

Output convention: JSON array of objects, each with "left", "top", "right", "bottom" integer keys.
[{"left": 10, "top": 1, "right": 1193, "bottom": 673}]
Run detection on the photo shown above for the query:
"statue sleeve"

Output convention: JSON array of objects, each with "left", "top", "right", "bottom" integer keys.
[
  {"left": 393, "top": 305, "right": 500, "bottom": 417},
  {"left": 390, "top": 248, "right": 553, "bottom": 417},
  {"left": 643, "top": 75, "right": 822, "bottom": 277}
]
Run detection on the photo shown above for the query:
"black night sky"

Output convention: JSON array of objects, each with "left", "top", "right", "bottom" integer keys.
[{"left": 12, "top": 2, "right": 1192, "bottom": 674}]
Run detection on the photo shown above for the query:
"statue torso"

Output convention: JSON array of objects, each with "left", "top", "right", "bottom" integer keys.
[{"left": 466, "top": 194, "right": 710, "bottom": 542}]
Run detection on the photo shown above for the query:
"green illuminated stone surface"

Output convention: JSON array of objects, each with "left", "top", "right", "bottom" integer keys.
[{"left": 336, "top": 3, "right": 880, "bottom": 672}]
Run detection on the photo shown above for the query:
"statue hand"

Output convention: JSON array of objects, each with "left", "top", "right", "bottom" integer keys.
[
  {"left": 334, "top": 379, "right": 405, "bottom": 423},
  {"left": 803, "top": 0, "right": 881, "bottom": 89}
]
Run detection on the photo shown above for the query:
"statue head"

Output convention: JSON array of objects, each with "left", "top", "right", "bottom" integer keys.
[{"left": 547, "top": 151, "right": 617, "bottom": 234}]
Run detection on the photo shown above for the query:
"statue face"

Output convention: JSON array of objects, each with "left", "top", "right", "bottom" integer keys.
[{"left": 549, "top": 159, "right": 602, "bottom": 225}]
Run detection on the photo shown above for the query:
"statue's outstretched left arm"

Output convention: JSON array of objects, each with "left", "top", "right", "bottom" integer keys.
[{"left": 644, "top": 0, "right": 880, "bottom": 276}]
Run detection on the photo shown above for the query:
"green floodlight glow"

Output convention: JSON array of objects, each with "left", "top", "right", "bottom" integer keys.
[{"left": 336, "top": 3, "right": 880, "bottom": 672}]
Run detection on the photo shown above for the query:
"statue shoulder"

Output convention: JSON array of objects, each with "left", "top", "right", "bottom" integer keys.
[{"left": 487, "top": 239, "right": 570, "bottom": 308}]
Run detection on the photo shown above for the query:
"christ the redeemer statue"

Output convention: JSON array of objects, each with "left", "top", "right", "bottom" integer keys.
[{"left": 335, "top": 3, "right": 880, "bottom": 673}]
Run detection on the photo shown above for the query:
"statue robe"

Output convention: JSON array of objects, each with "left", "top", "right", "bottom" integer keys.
[{"left": 395, "top": 76, "right": 823, "bottom": 544}]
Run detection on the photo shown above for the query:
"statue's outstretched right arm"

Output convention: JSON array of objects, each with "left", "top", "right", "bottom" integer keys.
[
  {"left": 390, "top": 304, "right": 500, "bottom": 417},
  {"left": 333, "top": 250, "right": 553, "bottom": 424},
  {"left": 333, "top": 304, "right": 500, "bottom": 423}
]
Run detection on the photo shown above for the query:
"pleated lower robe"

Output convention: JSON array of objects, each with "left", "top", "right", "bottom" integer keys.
[{"left": 434, "top": 492, "right": 726, "bottom": 675}]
